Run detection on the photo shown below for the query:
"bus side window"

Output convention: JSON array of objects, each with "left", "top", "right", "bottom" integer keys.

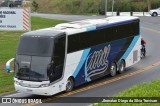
[
  {"left": 68, "top": 34, "right": 80, "bottom": 53},
  {"left": 105, "top": 26, "right": 116, "bottom": 41},
  {"left": 132, "top": 21, "right": 139, "bottom": 35},
  {"left": 79, "top": 29, "right": 105, "bottom": 49}
]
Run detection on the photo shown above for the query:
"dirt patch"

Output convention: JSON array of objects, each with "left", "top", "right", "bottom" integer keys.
[{"left": 0, "top": 64, "right": 5, "bottom": 71}]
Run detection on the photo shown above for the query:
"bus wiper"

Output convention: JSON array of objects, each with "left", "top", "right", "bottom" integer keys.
[{"left": 29, "top": 77, "right": 41, "bottom": 82}]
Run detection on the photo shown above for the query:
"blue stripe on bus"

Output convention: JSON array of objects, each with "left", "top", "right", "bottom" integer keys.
[
  {"left": 120, "top": 35, "right": 140, "bottom": 60},
  {"left": 84, "top": 53, "right": 91, "bottom": 82},
  {"left": 87, "top": 26, "right": 96, "bottom": 31},
  {"left": 73, "top": 48, "right": 91, "bottom": 78}
]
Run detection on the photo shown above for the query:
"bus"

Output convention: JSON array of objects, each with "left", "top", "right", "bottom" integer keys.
[{"left": 10, "top": 16, "right": 141, "bottom": 96}]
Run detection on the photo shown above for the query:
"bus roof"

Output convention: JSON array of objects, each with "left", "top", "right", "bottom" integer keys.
[
  {"left": 55, "top": 16, "right": 139, "bottom": 29},
  {"left": 23, "top": 16, "right": 139, "bottom": 37},
  {"left": 22, "top": 28, "right": 65, "bottom": 37}
]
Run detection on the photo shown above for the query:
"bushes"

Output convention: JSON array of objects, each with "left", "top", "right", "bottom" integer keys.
[
  {"left": 152, "top": 0, "right": 160, "bottom": 9},
  {"left": 32, "top": 0, "right": 39, "bottom": 12},
  {"left": 114, "top": 0, "right": 131, "bottom": 12},
  {"left": 34, "top": 0, "right": 160, "bottom": 15}
]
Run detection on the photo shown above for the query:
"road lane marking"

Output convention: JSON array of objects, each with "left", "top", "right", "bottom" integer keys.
[
  {"left": 142, "top": 26, "right": 160, "bottom": 33},
  {"left": 22, "top": 61, "right": 160, "bottom": 106}
]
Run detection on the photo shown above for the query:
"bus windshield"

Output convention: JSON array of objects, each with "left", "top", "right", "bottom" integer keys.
[
  {"left": 15, "top": 36, "right": 54, "bottom": 81},
  {"left": 15, "top": 56, "right": 51, "bottom": 81},
  {"left": 17, "top": 36, "right": 54, "bottom": 57}
]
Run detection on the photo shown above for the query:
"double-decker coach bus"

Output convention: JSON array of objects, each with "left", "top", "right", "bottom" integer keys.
[{"left": 12, "top": 16, "right": 141, "bottom": 96}]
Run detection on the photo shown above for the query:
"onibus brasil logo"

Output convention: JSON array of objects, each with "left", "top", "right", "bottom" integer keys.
[{"left": 85, "top": 45, "right": 111, "bottom": 81}]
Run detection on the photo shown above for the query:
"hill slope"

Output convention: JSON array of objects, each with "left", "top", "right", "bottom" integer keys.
[
  {"left": 35, "top": 0, "right": 160, "bottom": 15},
  {"left": 35, "top": 0, "right": 101, "bottom": 14}
]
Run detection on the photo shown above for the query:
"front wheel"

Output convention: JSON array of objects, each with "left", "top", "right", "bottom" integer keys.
[
  {"left": 66, "top": 78, "right": 74, "bottom": 92},
  {"left": 109, "top": 62, "right": 117, "bottom": 77},
  {"left": 118, "top": 60, "right": 125, "bottom": 74}
]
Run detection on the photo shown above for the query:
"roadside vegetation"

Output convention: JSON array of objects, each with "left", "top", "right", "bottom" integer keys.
[
  {"left": 34, "top": 0, "right": 160, "bottom": 15},
  {"left": 0, "top": 17, "right": 67, "bottom": 94},
  {"left": 94, "top": 79, "right": 160, "bottom": 106}
]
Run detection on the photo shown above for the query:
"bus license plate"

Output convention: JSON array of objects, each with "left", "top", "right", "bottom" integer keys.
[{"left": 26, "top": 89, "right": 32, "bottom": 92}]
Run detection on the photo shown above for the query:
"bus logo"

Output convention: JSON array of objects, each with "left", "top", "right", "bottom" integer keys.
[{"left": 85, "top": 45, "right": 111, "bottom": 80}]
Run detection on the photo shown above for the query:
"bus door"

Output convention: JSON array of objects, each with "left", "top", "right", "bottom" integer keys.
[{"left": 48, "top": 34, "right": 66, "bottom": 83}]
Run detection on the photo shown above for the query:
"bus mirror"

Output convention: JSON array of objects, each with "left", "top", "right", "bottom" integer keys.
[{"left": 6, "top": 58, "right": 15, "bottom": 73}]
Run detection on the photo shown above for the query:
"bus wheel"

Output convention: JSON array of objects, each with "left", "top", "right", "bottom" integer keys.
[
  {"left": 109, "top": 62, "right": 117, "bottom": 77},
  {"left": 118, "top": 60, "right": 125, "bottom": 74},
  {"left": 66, "top": 78, "right": 74, "bottom": 92}
]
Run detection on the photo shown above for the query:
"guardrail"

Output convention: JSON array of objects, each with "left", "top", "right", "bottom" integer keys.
[{"left": 106, "top": 12, "right": 150, "bottom": 16}]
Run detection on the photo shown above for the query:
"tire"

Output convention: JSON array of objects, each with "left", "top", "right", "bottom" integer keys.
[
  {"left": 109, "top": 62, "right": 117, "bottom": 77},
  {"left": 141, "top": 47, "right": 146, "bottom": 58},
  {"left": 118, "top": 60, "right": 125, "bottom": 74},
  {"left": 66, "top": 78, "right": 74, "bottom": 92},
  {"left": 140, "top": 51, "right": 143, "bottom": 59},
  {"left": 152, "top": 12, "right": 158, "bottom": 17},
  {"left": 143, "top": 48, "right": 146, "bottom": 57}
]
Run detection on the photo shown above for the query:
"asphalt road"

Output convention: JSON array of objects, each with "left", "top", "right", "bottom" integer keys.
[
  {"left": 31, "top": 13, "right": 105, "bottom": 21},
  {"left": 3, "top": 14, "right": 160, "bottom": 106}
]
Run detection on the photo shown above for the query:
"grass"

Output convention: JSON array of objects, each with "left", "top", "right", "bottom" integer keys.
[
  {"left": 0, "top": 16, "right": 67, "bottom": 94},
  {"left": 95, "top": 79, "right": 160, "bottom": 106}
]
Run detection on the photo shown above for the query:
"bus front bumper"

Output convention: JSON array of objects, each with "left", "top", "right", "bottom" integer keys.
[{"left": 14, "top": 83, "right": 60, "bottom": 96}]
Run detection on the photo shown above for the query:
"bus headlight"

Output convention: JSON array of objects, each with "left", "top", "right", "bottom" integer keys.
[{"left": 40, "top": 83, "right": 50, "bottom": 87}]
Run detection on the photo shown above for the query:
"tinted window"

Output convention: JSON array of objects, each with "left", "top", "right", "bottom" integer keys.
[
  {"left": 68, "top": 29, "right": 105, "bottom": 53},
  {"left": 68, "top": 19, "right": 139, "bottom": 53},
  {"left": 53, "top": 36, "right": 66, "bottom": 66},
  {"left": 131, "top": 20, "right": 139, "bottom": 35},
  {"left": 17, "top": 36, "right": 54, "bottom": 57},
  {"left": 68, "top": 34, "right": 80, "bottom": 53},
  {"left": 80, "top": 29, "right": 105, "bottom": 49},
  {"left": 49, "top": 35, "right": 66, "bottom": 82},
  {"left": 104, "top": 20, "right": 139, "bottom": 41},
  {"left": 15, "top": 55, "right": 51, "bottom": 81}
]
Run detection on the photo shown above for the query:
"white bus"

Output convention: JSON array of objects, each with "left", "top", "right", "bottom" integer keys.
[{"left": 10, "top": 16, "right": 141, "bottom": 96}]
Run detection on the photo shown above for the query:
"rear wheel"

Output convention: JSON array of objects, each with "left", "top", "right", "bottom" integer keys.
[
  {"left": 141, "top": 47, "right": 146, "bottom": 58},
  {"left": 109, "top": 62, "right": 117, "bottom": 77},
  {"left": 118, "top": 60, "right": 125, "bottom": 74},
  {"left": 66, "top": 78, "right": 74, "bottom": 92},
  {"left": 143, "top": 48, "right": 146, "bottom": 57}
]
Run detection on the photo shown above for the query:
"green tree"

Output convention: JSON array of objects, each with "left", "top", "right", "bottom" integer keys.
[
  {"left": 114, "top": 0, "right": 131, "bottom": 12},
  {"left": 98, "top": 0, "right": 105, "bottom": 15},
  {"left": 1, "top": 0, "right": 9, "bottom": 7},
  {"left": 32, "top": 0, "right": 38, "bottom": 12},
  {"left": 133, "top": 1, "right": 147, "bottom": 12},
  {"left": 151, "top": 0, "right": 160, "bottom": 9}
]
